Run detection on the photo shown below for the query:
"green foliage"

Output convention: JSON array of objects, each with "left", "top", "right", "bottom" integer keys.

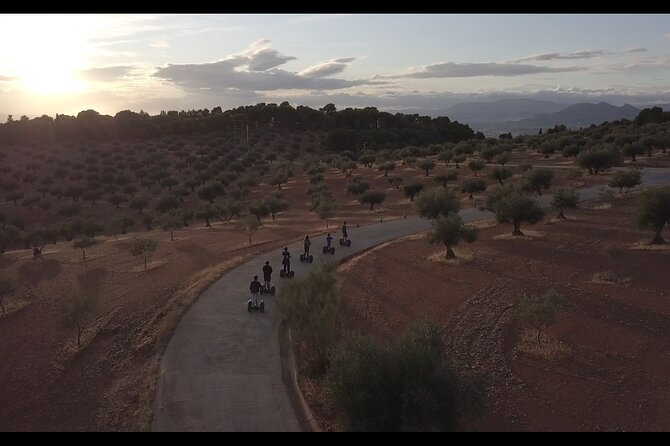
[
  {"left": 452, "top": 154, "right": 466, "bottom": 168},
  {"left": 428, "top": 214, "right": 477, "bottom": 259},
  {"left": 608, "top": 169, "right": 643, "bottom": 194},
  {"left": 197, "top": 182, "right": 225, "bottom": 203},
  {"left": 433, "top": 170, "right": 457, "bottom": 188},
  {"left": 156, "top": 196, "right": 180, "bottom": 213},
  {"left": 490, "top": 166, "right": 511, "bottom": 186},
  {"left": 73, "top": 235, "right": 98, "bottom": 263},
  {"left": 635, "top": 187, "right": 670, "bottom": 244},
  {"left": 130, "top": 196, "right": 149, "bottom": 213},
  {"left": 247, "top": 201, "right": 270, "bottom": 222},
  {"left": 263, "top": 195, "right": 289, "bottom": 220},
  {"left": 238, "top": 214, "right": 261, "bottom": 245},
  {"left": 377, "top": 161, "right": 396, "bottom": 176},
  {"left": 460, "top": 179, "right": 487, "bottom": 199},
  {"left": 158, "top": 213, "right": 184, "bottom": 240},
  {"left": 467, "top": 159, "right": 485, "bottom": 176},
  {"left": 328, "top": 321, "right": 477, "bottom": 432},
  {"left": 196, "top": 203, "right": 222, "bottom": 227},
  {"left": 359, "top": 190, "right": 386, "bottom": 211},
  {"left": 516, "top": 290, "right": 565, "bottom": 344},
  {"left": 130, "top": 237, "right": 158, "bottom": 269},
  {"left": 522, "top": 168, "right": 554, "bottom": 196},
  {"left": 437, "top": 149, "right": 454, "bottom": 166},
  {"left": 347, "top": 180, "right": 371, "bottom": 196},
  {"left": 55, "top": 290, "right": 100, "bottom": 349},
  {"left": 551, "top": 188, "right": 579, "bottom": 219},
  {"left": 577, "top": 148, "right": 621, "bottom": 175},
  {"left": 270, "top": 173, "right": 289, "bottom": 190},
  {"left": 485, "top": 186, "right": 544, "bottom": 235},
  {"left": 415, "top": 187, "right": 460, "bottom": 220},
  {"left": 278, "top": 266, "right": 342, "bottom": 374},
  {"left": 387, "top": 175, "right": 403, "bottom": 189},
  {"left": 403, "top": 182, "right": 424, "bottom": 202},
  {"left": 416, "top": 159, "right": 436, "bottom": 176}
]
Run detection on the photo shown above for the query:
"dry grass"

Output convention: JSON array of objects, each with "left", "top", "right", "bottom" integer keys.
[
  {"left": 629, "top": 240, "right": 670, "bottom": 252},
  {"left": 427, "top": 249, "right": 474, "bottom": 266},
  {"left": 492, "top": 229, "right": 547, "bottom": 241},
  {"left": 517, "top": 328, "right": 572, "bottom": 361},
  {"left": 591, "top": 270, "right": 632, "bottom": 286},
  {"left": 128, "top": 258, "right": 170, "bottom": 273}
]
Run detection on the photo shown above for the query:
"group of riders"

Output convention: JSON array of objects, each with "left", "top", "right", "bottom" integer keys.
[{"left": 249, "top": 221, "right": 349, "bottom": 307}]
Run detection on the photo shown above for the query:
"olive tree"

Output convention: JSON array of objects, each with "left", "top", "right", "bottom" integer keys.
[
  {"left": 130, "top": 237, "right": 158, "bottom": 270},
  {"left": 433, "top": 171, "right": 457, "bottom": 188},
  {"left": 516, "top": 290, "right": 564, "bottom": 344},
  {"left": 485, "top": 186, "right": 545, "bottom": 236},
  {"left": 73, "top": 236, "right": 98, "bottom": 265},
  {"left": 415, "top": 187, "right": 460, "bottom": 220},
  {"left": 358, "top": 190, "right": 385, "bottom": 211},
  {"left": 551, "top": 188, "right": 579, "bottom": 219},
  {"left": 428, "top": 214, "right": 477, "bottom": 260},
  {"left": 636, "top": 187, "right": 670, "bottom": 244},
  {"left": 608, "top": 169, "right": 643, "bottom": 194},
  {"left": 403, "top": 182, "right": 424, "bottom": 202},
  {"left": 491, "top": 166, "right": 511, "bottom": 186},
  {"left": 461, "top": 179, "right": 487, "bottom": 200},
  {"left": 56, "top": 290, "right": 99, "bottom": 349}
]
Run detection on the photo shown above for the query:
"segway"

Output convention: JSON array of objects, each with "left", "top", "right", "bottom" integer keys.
[
  {"left": 260, "top": 282, "right": 276, "bottom": 296},
  {"left": 339, "top": 238, "right": 352, "bottom": 247},
  {"left": 299, "top": 252, "right": 314, "bottom": 263},
  {"left": 247, "top": 298, "right": 265, "bottom": 312},
  {"left": 322, "top": 245, "right": 335, "bottom": 255},
  {"left": 279, "top": 259, "right": 295, "bottom": 278}
]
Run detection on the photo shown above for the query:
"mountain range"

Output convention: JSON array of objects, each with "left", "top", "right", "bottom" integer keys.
[{"left": 442, "top": 99, "right": 656, "bottom": 136}]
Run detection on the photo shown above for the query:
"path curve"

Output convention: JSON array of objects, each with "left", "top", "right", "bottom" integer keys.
[{"left": 151, "top": 167, "right": 670, "bottom": 432}]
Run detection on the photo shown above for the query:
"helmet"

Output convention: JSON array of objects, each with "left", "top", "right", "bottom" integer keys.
[
  {"left": 283, "top": 246, "right": 288, "bottom": 250},
  {"left": 327, "top": 233, "right": 331, "bottom": 236},
  {"left": 253, "top": 275, "right": 258, "bottom": 280},
  {"left": 265, "top": 261, "right": 269, "bottom": 265}
]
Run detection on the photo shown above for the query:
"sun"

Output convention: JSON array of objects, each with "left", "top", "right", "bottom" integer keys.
[{"left": 0, "top": 15, "right": 89, "bottom": 95}]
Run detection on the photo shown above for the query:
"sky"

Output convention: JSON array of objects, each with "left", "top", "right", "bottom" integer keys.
[{"left": 1, "top": 13, "right": 669, "bottom": 118}]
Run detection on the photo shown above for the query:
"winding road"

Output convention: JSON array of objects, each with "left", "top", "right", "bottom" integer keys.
[{"left": 151, "top": 167, "right": 670, "bottom": 432}]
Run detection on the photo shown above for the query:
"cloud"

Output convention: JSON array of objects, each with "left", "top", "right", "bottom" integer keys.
[
  {"left": 0, "top": 75, "right": 17, "bottom": 82},
  {"left": 300, "top": 57, "right": 358, "bottom": 78},
  {"left": 624, "top": 47, "right": 647, "bottom": 53},
  {"left": 396, "top": 62, "right": 583, "bottom": 79},
  {"left": 154, "top": 60, "right": 373, "bottom": 92},
  {"left": 154, "top": 41, "right": 377, "bottom": 92},
  {"left": 513, "top": 50, "right": 607, "bottom": 62},
  {"left": 233, "top": 39, "right": 296, "bottom": 71},
  {"left": 78, "top": 66, "right": 136, "bottom": 82}
]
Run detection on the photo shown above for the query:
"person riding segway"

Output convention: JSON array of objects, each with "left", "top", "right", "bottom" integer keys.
[
  {"left": 280, "top": 246, "right": 294, "bottom": 278},
  {"left": 261, "top": 261, "right": 275, "bottom": 296},
  {"left": 300, "top": 235, "right": 314, "bottom": 263},
  {"left": 339, "top": 221, "right": 351, "bottom": 247},
  {"left": 247, "top": 275, "right": 265, "bottom": 312},
  {"left": 323, "top": 232, "right": 335, "bottom": 255}
]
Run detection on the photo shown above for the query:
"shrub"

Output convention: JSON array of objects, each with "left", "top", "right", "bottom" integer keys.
[
  {"left": 328, "top": 321, "right": 477, "bottom": 432},
  {"left": 277, "top": 266, "right": 342, "bottom": 375}
]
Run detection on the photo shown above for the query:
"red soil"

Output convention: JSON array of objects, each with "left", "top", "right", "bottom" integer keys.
[{"left": 335, "top": 196, "right": 670, "bottom": 431}]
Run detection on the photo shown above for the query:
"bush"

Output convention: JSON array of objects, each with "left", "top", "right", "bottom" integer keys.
[
  {"left": 328, "top": 321, "right": 478, "bottom": 432},
  {"left": 516, "top": 290, "right": 564, "bottom": 344},
  {"left": 277, "top": 266, "right": 342, "bottom": 375}
]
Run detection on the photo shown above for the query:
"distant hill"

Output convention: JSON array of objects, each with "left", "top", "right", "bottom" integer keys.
[
  {"left": 512, "top": 102, "right": 639, "bottom": 130},
  {"left": 639, "top": 103, "right": 670, "bottom": 112},
  {"left": 444, "top": 98, "right": 567, "bottom": 123}
]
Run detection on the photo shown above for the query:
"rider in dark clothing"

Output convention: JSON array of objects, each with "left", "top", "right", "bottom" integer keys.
[
  {"left": 250, "top": 275, "right": 262, "bottom": 305},
  {"left": 342, "top": 221, "right": 348, "bottom": 242},
  {"left": 303, "top": 235, "right": 311, "bottom": 257},
  {"left": 262, "top": 261, "right": 272, "bottom": 290},
  {"left": 326, "top": 233, "right": 333, "bottom": 249},
  {"left": 282, "top": 247, "right": 291, "bottom": 274}
]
